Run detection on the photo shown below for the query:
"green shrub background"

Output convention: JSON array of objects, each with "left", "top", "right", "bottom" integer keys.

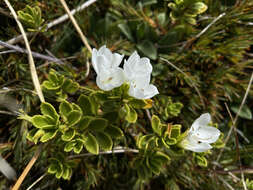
[{"left": 0, "top": 0, "right": 253, "bottom": 189}]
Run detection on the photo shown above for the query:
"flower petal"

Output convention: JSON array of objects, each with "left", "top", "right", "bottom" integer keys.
[
  {"left": 96, "top": 55, "right": 110, "bottom": 74},
  {"left": 98, "top": 45, "right": 113, "bottom": 62},
  {"left": 181, "top": 137, "right": 212, "bottom": 152},
  {"left": 112, "top": 53, "right": 124, "bottom": 68},
  {"left": 191, "top": 113, "right": 211, "bottom": 132},
  {"left": 192, "top": 126, "right": 220, "bottom": 144},
  {"left": 96, "top": 68, "right": 124, "bottom": 91},
  {"left": 91, "top": 48, "right": 99, "bottom": 74},
  {"left": 128, "top": 76, "right": 158, "bottom": 99},
  {"left": 142, "top": 84, "right": 159, "bottom": 99},
  {"left": 123, "top": 51, "right": 140, "bottom": 79},
  {"left": 136, "top": 57, "right": 152, "bottom": 75}
]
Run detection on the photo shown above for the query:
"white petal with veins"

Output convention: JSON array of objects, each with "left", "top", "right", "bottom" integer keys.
[{"left": 180, "top": 113, "right": 221, "bottom": 152}]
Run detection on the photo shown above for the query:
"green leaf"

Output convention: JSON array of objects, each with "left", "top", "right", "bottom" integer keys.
[
  {"left": 118, "top": 23, "right": 134, "bottom": 41},
  {"left": 195, "top": 155, "right": 208, "bottom": 167},
  {"left": 103, "top": 111, "right": 119, "bottom": 123},
  {"left": 231, "top": 104, "right": 252, "bottom": 120},
  {"left": 137, "top": 134, "right": 154, "bottom": 149},
  {"left": 42, "top": 81, "right": 61, "bottom": 90},
  {"left": 123, "top": 104, "right": 138, "bottom": 123},
  {"left": 170, "top": 125, "right": 181, "bottom": 139},
  {"left": 128, "top": 99, "right": 148, "bottom": 109},
  {"left": 48, "top": 72, "right": 59, "bottom": 84},
  {"left": 137, "top": 40, "right": 157, "bottom": 60},
  {"left": 165, "top": 137, "right": 177, "bottom": 145},
  {"left": 67, "top": 111, "right": 82, "bottom": 126},
  {"left": 26, "top": 128, "right": 38, "bottom": 142},
  {"left": 191, "top": 2, "right": 208, "bottom": 15},
  {"left": 55, "top": 169, "right": 63, "bottom": 179},
  {"left": 59, "top": 101, "right": 72, "bottom": 121},
  {"left": 64, "top": 141, "right": 76, "bottom": 152},
  {"left": 151, "top": 115, "right": 162, "bottom": 136},
  {"left": 41, "top": 102, "right": 59, "bottom": 121},
  {"left": 72, "top": 103, "right": 82, "bottom": 113},
  {"left": 96, "top": 132, "right": 113, "bottom": 151},
  {"left": 148, "top": 158, "right": 161, "bottom": 175},
  {"left": 61, "top": 129, "right": 75, "bottom": 141},
  {"left": 73, "top": 140, "right": 84, "bottom": 154},
  {"left": 88, "top": 118, "right": 108, "bottom": 131},
  {"left": 84, "top": 133, "right": 99, "bottom": 154},
  {"left": 78, "top": 95, "right": 94, "bottom": 115},
  {"left": 62, "top": 79, "right": 79, "bottom": 94},
  {"left": 78, "top": 116, "right": 93, "bottom": 130},
  {"left": 33, "top": 129, "right": 45, "bottom": 144},
  {"left": 161, "top": 138, "right": 170, "bottom": 149},
  {"left": 154, "top": 151, "right": 171, "bottom": 163},
  {"left": 31, "top": 115, "right": 55, "bottom": 129},
  {"left": 62, "top": 167, "right": 71, "bottom": 180},
  {"left": 104, "top": 125, "right": 123, "bottom": 138},
  {"left": 40, "top": 130, "right": 58, "bottom": 142},
  {"left": 48, "top": 163, "right": 58, "bottom": 174}
]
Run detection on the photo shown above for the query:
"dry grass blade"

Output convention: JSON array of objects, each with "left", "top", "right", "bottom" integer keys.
[
  {"left": 3, "top": 0, "right": 45, "bottom": 189},
  {"left": 0, "top": 0, "right": 97, "bottom": 50},
  {"left": 59, "top": 0, "right": 93, "bottom": 79},
  {"left": 3, "top": 0, "right": 44, "bottom": 103},
  {"left": 59, "top": 0, "right": 92, "bottom": 53}
]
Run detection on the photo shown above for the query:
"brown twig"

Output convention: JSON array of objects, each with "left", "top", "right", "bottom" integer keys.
[
  {"left": 0, "top": 40, "right": 63, "bottom": 64},
  {"left": 68, "top": 147, "right": 139, "bottom": 159}
]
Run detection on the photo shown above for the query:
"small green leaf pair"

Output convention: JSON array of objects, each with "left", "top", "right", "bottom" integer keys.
[
  {"left": 29, "top": 102, "right": 59, "bottom": 143},
  {"left": 120, "top": 104, "right": 137, "bottom": 123},
  {"left": 18, "top": 5, "right": 46, "bottom": 32},
  {"left": 135, "top": 151, "right": 170, "bottom": 178},
  {"left": 168, "top": 1, "right": 208, "bottom": 25},
  {"left": 42, "top": 69, "right": 79, "bottom": 100},
  {"left": 48, "top": 157, "right": 73, "bottom": 180}
]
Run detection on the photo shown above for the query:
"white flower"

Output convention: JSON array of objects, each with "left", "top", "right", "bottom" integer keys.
[
  {"left": 92, "top": 45, "right": 124, "bottom": 74},
  {"left": 124, "top": 51, "right": 158, "bottom": 99},
  {"left": 128, "top": 75, "right": 159, "bottom": 99},
  {"left": 123, "top": 51, "right": 152, "bottom": 80},
  {"left": 92, "top": 45, "right": 125, "bottom": 91},
  {"left": 96, "top": 66, "right": 125, "bottom": 91},
  {"left": 180, "top": 113, "right": 221, "bottom": 152}
]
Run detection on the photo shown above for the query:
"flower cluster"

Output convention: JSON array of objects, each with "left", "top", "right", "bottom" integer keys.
[
  {"left": 92, "top": 46, "right": 159, "bottom": 99},
  {"left": 180, "top": 113, "right": 221, "bottom": 152}
]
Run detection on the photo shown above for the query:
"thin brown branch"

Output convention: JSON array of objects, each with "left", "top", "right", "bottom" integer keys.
[
  {"left": 68, "top": 147, "right": 139, "bottom": 159},
  {"left": 0, "top": 40, "right": 63, "bottom": 64},
  {"left": 26, "top": 173, "right": 47, "bottom": 190}
]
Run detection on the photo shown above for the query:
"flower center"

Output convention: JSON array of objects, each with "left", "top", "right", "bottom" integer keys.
[{"left": 103, "top": 77, "right": 113, "bottom": 84}]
